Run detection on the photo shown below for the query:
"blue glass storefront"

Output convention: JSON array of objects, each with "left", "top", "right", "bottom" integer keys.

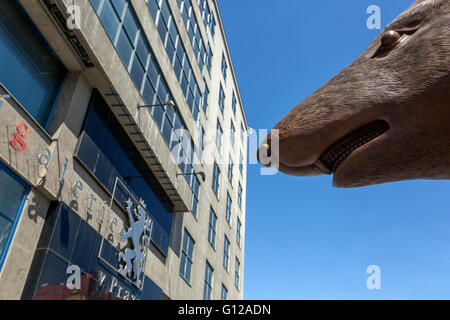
[
  {"left": 20, "top": 88, "right": 178, "bottom": 299},
  {"left": 20, "top": 90, "right": 171, "bottom": 300},
  {"left": 23, "top": 203, "right": 162, "bottom": 300}
]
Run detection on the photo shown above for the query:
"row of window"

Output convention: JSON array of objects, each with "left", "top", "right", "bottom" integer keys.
[
  {"left": 180, "top": 228, "right": 240, "bottom": 299},
  {"left": 215, "top": 119, "right": 245, "bottom": 163},
  {"left": 220, "top": 82, "right": 246, "bottom": 142},
  {"left": 90, "top": 0, "right": 201, "bottom": 217},
  {"left": 221, "top": 53, "right": 227, "bottom": 80},
  {"left": 204, "top": 260, "right": 235, "bottom": 300},
  {"left": 220, "top": 52, "right": 242, "bottom": 125},
  {"left": 208, "top": 206, "right": 242, "bottom": 250},
  {"left": 215, "top": 80, "right": 246, "bottom": 188},
  {"left": 176, "top": 0, "right": 211, "bottom": 74},
  {"left": 216, "top": 86, "right": 246, "bottom": 150},
  {"left": 147, "top": 0, "right": 204, "bottom": 124},
  {"left": 197, "top": 0, "right": 216, "bottom": 38},
  {"left": 212, "top": 159, "right": 243, "bottom": 205}
]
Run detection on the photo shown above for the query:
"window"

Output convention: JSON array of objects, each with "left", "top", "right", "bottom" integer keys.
[
  {"left": 175, "top": 0, "right": 208, "bottom": 72},
  {"left": 212, "top": 162, "right": 220, "bottom": 197},
  {"left": 180, "top": 229, "right": 195, "bottom": 284},
  {"left": 232, "top": 92, "right": 237, "bottom": 115},
  {"left": 203, "top": 261, "right": 214, "bottom": 300},
  {"left": 240, "top": 123, "right": 245, "bottom": 144},
  {"left": 208, "top": 12, "right": 216, "bottom": 38},
  {"left": 226, "top": 193, "right": 232, "bottom": 225},
  {"left": 202, "top": 81, "right": 209, "bottom": 113},
  {"left": 223, "top": 236, "right": 230, "bottom": 271},
  {"left": 218, "top": 84, "right": 225, "bottom": 114},
  {"left": 236, "top": 218, "right": 242, "bottom": 247},
  {"left": 205, "top": 44, "right": 213, "bottom": 73},
  {"left": 197, "top": 124, "right": 204, "bottom": 159},
  {"left": 198, "top": 0, "right": 216, "bottom": 37},
  {"left": 239, "top": 151, "right": 244, "bottom": 175},
  {"left": 227, "top": 155, "right": 233, "bottom": 184},
  {"left": 190, "top": 177, "right": 200, "bottom": 217},
  {"left": 235, "top": 258, "right": 240, "bottom": 289},
  {"left": 145, "top": 0, "right": 204, "bottom": 121},
  {"left": 216, "top": 120, "right": 223, "bottom": 153},
  {"left": 221, "top": 284, "right": 228, "bottom": 300},
  {"left": 0, "top": 162, "right": 29, "bottom": 271},
  {"left": 221, "top": 53, "right": 227, "bottom": 79},
  {"left": 208, "top": 207, "right": 217, "bottom": 248},
  {"left": 238, "top": 183, "right": 242, "bottom": 210},
  {"left": 0, "top": 0, "right": 67, "bottom": 128},
  {"left": 230, "top": 122, "right": 235, "bottom": 147}
]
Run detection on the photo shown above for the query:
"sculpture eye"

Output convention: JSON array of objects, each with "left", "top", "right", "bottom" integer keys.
[
  {"left": 372, "top": 23, "right": 421, "bottom": 59},
  {"left": 380, "top": 30, "right": 401, "bottom": 48}
]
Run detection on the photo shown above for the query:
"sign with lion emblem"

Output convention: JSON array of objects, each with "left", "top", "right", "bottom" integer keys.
[{"left": 98, "top": 178, "right": 153, "bottom": 291}]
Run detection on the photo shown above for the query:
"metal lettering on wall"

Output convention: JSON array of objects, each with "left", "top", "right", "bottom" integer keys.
[{"left": 9, "top": 122, "right": 30, "bottom": 151}]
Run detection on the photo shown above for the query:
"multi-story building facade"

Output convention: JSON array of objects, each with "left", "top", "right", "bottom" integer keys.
[{"left": 0, "top": 0, "right": 247, "bottom": 300}]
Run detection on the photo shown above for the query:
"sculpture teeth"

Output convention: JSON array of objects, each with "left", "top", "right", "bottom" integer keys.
[{"left": 320, "top": 121, "right": 389, "bottom": 173}]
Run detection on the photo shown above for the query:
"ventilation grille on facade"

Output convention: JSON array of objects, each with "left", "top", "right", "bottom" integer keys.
[{"left": 42, "top": 0, "right": 95, "bottom": 68}]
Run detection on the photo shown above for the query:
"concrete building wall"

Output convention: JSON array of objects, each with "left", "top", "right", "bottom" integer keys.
[{"left": 0, "top": 0, "right": 247, "bottom": 300}]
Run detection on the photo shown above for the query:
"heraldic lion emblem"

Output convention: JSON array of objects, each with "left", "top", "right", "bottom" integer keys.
[{"left": 117, "top": 199, "right": 153, "bottom": 289}]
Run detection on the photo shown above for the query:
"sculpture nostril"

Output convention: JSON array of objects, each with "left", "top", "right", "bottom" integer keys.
[{"left": 258, "top": 143, "right": 272, "bottom": 167}]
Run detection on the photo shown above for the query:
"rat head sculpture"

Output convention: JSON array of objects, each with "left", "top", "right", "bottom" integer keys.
[{"left": 258, "top": 0, "right": 450, "bottom": 188}]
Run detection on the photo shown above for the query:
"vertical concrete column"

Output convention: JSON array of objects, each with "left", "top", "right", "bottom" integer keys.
[{"left": 47, "top": 71, "right": 93, "bottom": 137}]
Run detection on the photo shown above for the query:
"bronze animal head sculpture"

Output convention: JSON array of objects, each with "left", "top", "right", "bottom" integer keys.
[{"left": 258, "top": 0, "right": 450, "bottom": 188}]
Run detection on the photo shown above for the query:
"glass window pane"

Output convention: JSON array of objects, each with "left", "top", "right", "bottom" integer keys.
[
  {"left": 156, "top": 14, "right": 168, "bottom": 43},
  {"left": 147, "top": 0, "right": 159, "bottom": 21},
  {"left": 147, "top": 56, "right": 160, "bottom": 88},
  {"left": 0, "top": 169, "right": 26, "bottom": 222},
  {"left": 130, "top": 58, "right": 145, "bottom": 90},
  {"left": 76, "top": 133, "right": 99, "bottom": 173},
  {"left": 99, "top": 0, "right": 120, "bottom": 41},
  {"left": 116, "top": 28, "right": 133, "bottom": 68},
  {"left": 136, "top": 34, "right": 150, "bottom": 66},
  {"left": 0, "top": 164, "right": 28, "bottom": 263},
  {"left": 111, "top": 0, "right": 126, "bottom": 17},
  {"left": 185, "top": 259, "right": 192, "bottom": 282},
  {"left": 157, "top": 79, "right": 169, "bottom": 102},
  {"left": 166, "top": 36, "right": 176, "bottom": 63},
  {"left": 143, "top": 77, "right": 157, "bottom": 105},
  {"left": 123, "top": 8, "right": 139, "bottom": 43}
]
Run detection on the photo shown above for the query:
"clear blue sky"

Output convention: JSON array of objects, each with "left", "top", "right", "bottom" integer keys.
[{"left": 218, "top": 0, "right": 450, "bottom": 300}]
